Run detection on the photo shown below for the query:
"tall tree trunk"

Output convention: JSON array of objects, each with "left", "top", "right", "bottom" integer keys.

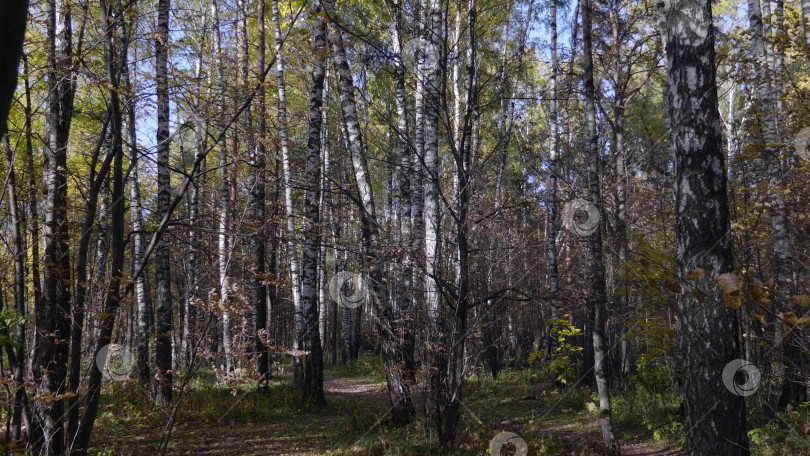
[
  {"left": 661, "top": 0, "right": 749, "bottom": 452},
  {"left": 769, "top": 0, "right": 804, "bottom": 411},
  {"left": 215, "top": 0, "right": 234, "bottom": 373},
  {"left": 324, "top": 0, "right": 415, "bottom": 424},
  {"left": 15, "top": 51, "right": 37, "bottom": 445},
  {"left": 302, "top": 3, "right": 327, "bottom": 404},
  {"left": 154, "top": 0, "right": 174, "bottom": 406},
  {"left": 252, "top": 0, "right": 270, "bottom": 391},
  {"left": 582, "top": 0, "right": 619, "bottom": 451},
  {"left": 3, "top": 136, "right": 27, "bottom": 445},
  {"left": 67, "top": 90, "right": 114, "bottom": 451},
  {"left": 23, "top": 52, "right": 42, "bottom": 339},
  {"left": 605, "top": 0, "right": 631, "bottom": 378},
  {"left": 237, "top": 0, "right": 255, "bottom": 373},
  {"left": 411, "top": 0, "right": 428, "bottom": 330},
  {"left": 483, "top": 3, "right": 514, "bottom": 380},
  {"left": 272, "top": 0, "right": 305, "bottom": 381},
  {"left": 72, "top": 3, "right": 128, "bottom": 451},
  {"left": 423, "top": 0, "right": 444, "bottom": 431},
  {"left": 126, "top": 45, "right": 153, "bottom": 387},
  {"left": 391, "top": 0, "right": 416, "bottom": 385},
  {"left": 183, "top": 73, "right": 203, "bottom": 367},
  {"left": 183, "top": 16, "right": 208, "bottom": 367},
  {"left": 318, "top": 64, "right": 332, "bottom": 352},
  {"left": 33, "top": 0, "right": 75, "bottom": 451},
  {"left": 441, "top": 0, "right": 476, "bottom": 442},
  {"left": 613, "top": 108, "right": 631, "bottom": 377},
  {"left": 546, "top": 0, "right": 561, "bottom": 363},
  {"left": 321, "top": 68, "right": 340, "bottom": 366}
]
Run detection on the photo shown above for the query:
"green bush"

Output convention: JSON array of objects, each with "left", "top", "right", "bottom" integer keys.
[
  {"left": 613, "top": 360, "right": 683, "bottom": 442},
  {"left": 746, "top": 400, "right": 810, "bottom": 455}
]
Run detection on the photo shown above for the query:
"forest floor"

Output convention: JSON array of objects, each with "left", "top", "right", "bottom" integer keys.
[{"left": 90, "top": 356, "right": 685, "bottom": 455}]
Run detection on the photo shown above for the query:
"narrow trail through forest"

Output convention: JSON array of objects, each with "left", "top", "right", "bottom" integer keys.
[
  {"left": 291, "top": 374, "right": 685, "bottom": 456},
  {"left": 102, "top": 371, "right": 685, "bottom": 455},
  {"left": 319, "top": 374, "right": 685, "bottom": 456}
]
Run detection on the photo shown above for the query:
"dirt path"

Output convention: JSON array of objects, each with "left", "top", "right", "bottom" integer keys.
[
  {"left": 94, "top": 373, "right": 684, "bottom": 455},
  {"left": 619, "top": 442, "right": 684, "bottom": 455},
  {"left": 320, "top": 376, "right": 684, "bottom": 456},
  {"left": 324, "top": 376, "right": 388, "bottom": 404},
  {"left": 162, "top": 376, "right": 391, "bottom": 455}
]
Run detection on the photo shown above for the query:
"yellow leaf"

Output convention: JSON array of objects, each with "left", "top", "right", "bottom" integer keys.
[
  {"left": 796, "top": 316, "right": 810, "bottom": 327},
  {"left": 751, "top": 282, "right": 771, "bottom": 309},
  {"left": 714, "top": 273, "right": 743, "bottom": 309},
  {"left": 790, "top": 295, "right": 810, "bottom": 307},
  {"left": 724, "top": 293, "right": 741, "bottom": 309},
  {"left": 779, "top": 312, "right": 799, "bottom": 326},
  {"left": 683, "top": 268, "right": 705, "bottom": 281},
  {"left": 714, "top": 273, "right": 743, "bottom": 294}
]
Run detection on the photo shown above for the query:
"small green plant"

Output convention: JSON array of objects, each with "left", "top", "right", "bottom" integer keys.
[
  {"left": 613, "top": 359, "right": 683, "bottom": 442},
  {"left": 526, "top": 315, "right": 582, "bottom": 386}
]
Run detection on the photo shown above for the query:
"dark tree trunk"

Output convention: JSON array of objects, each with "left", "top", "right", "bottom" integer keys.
[
  {"left": 391, "top": 0, "right": 417, "bottom": 390},
  {"left": 301, "top": 1, "right": 327, "bottom": 404},
  {"left": 582, "top": 0, "right": 618, "bottom": 450},
  {"left": 661, "top": 0, "right": 749, "bottom": 453},
  {"left": 546, "top": 0, "right": 561, "bottom": 365},
  {"left": 66, "top": 89, "right": 114, "bottom": 451},
  {"left": 440, "top": 0, "right": 475, "bottom": 442},
  {"left": 154, "top": 0, "right": 174, "bottom": 406},
  {"left": 71, "top": 3, "right": 128, "bottom": 452},
  {"left": 3, "top": 135, "right": 27, "bottom": 445},
  {"left": 252, "top": 0, "right": 270, "bottom": 391},
  {"left": 33, "top": 0, "right": 75, "bottom": 452},
  {"left": 0, "top": 0, "right": 28, "bottom": 137}
]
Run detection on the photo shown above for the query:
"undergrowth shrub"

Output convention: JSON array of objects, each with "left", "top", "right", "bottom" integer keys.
[{"left": 613, "top": 359, "right": 682, "bottom": 442}]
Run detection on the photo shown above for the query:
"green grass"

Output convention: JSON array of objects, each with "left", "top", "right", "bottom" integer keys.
[
  {"left": 85, "top": 354, "right": 689, "bottom": 455},
  {"left": 324, "top": 354, "right": 387, "bottom": 381}
]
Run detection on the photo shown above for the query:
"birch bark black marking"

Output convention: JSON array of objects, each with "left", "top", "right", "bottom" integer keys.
[
  {"left": 324, "top": 0, "right": 415, "bottom": 424},
  {"left": 662, "top": 0, "right": 749, "bottom": 452},
  {"left": 154, "top": 0, "right": 174, "bottom": 406}
]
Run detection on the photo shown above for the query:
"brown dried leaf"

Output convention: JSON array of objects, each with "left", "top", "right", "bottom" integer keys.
[{"left": 683, "top": 268, "right": 705, "bottom": 281}]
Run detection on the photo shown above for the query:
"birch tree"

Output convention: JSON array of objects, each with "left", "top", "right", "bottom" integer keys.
[
  {"left": 582, "top": 0, "right": 618, "bottom": 450},
  {"left": 154, "top": 0, "right": 174, "bottom": 406},
  {"left": 252, "top": 0, "right": 270, "bottom": 391},
  {"left": 324, "top": 0, "right": 415, "bottom": 424},
  {"left": 301, "top": 1, "right": 328, "bottom": 404},
  {"left": 661, "top": 0, "right": 749, "bottom": 452},
  {"left": 273, "top": 0, "right": 305, "bottom": 381},
  {"left": 32, "top": 0, "right": 75, "bottom": 451},
  {"left": 72, "top": 2, "right": 129, "bottom": 450}
]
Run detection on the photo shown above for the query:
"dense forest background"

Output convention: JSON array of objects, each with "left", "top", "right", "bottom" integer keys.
[{"left": 0, "top": 0, "right": 809, "bottom": 453}]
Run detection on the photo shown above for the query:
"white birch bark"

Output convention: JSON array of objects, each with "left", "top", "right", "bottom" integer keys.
[{"left": 272, "top": 0, "right": 304, "bottom": 374}]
